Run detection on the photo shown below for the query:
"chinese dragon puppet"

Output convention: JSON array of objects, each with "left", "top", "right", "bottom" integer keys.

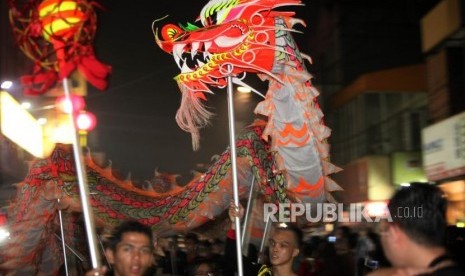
[{"left": 0, "top": 0, "right": 341, "bottom": 274}]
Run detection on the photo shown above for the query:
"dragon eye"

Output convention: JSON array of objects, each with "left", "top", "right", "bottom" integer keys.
[{"left": 161, "top": 24, "right": 183, "bottom": 41}]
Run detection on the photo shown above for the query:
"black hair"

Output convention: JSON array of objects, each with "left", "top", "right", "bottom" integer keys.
[
  {"left": 337, "top": 226, "right": 351, "bottom": 239},
  {"left": 388, "top": 183, "right": 447, "bottom": 247},
  {"left": 105, "top": 220, "right": 154, "bottom": 251},
  {"left": 185, "top": 232, "right": 199, "bottom": 243},
  {"left": 247, "top": 243, "right": 258, "bottom": 261},
  {"left": 188, "top": 258, "right": 220, "bottom": 276},
  {"left": 274, "top": 223, "right": 303, "bottom": 248}
]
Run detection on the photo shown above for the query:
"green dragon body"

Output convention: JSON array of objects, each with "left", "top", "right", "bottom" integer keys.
[{"left": 1, "top": 122, "right": 287, "bottom": 274}]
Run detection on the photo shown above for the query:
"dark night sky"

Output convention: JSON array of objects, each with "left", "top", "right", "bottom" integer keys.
[{"left": 84, "top": 1, "right": 313, "bottom": 183}]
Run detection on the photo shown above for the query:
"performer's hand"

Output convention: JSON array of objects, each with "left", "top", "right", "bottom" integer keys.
[
  {"left": 228, "top": 201, "right": 244, "bottom": 229},
  {"left": 85, "top": 266, "right": 108, "bottom": 276}
]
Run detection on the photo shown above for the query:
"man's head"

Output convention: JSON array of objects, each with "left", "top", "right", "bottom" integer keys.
[
  {"left": 197, "top": 240, "right": 212, "bottom": 259},
  {"left": 211, "top": 239, "right": 224, "bottom": 255},
  {"left": 105, "top": 220, "right": 154, "bottom": 276},
  {"left": 157, "top": 236, "right": 175, "bottom": 251},
  {"left": 380, "top": 183, "right": 447, "bottom": 267},
  {"left": 185, "top": 232, "right": 199, "bottom": 254},
  {"left": 268, "top": 223, "right": 302, "bottom": 267},
  {"left": 189, "top": 259, "right": 218, "bottom": 276},
  {"left": 334, "top": 226, "right": 352, "bottom": 254}
]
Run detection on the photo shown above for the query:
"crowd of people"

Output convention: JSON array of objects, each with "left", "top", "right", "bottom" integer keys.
[{"left": 85, "top": 183, "right": 464, "bottom": 276}]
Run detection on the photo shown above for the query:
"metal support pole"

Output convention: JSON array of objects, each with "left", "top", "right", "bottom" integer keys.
[
  {"left": 62, "top": 78, "right": 101, "bottom": 269},
  {"left": 226, "top": 65, "right": 243, "bottom": 276},
  {"left": 241, "top": 175, "right": 255, "bottom": 247},
  {"left": 55, "top": 234, "right": 85, "bottom": 262},
  {"left": 257, "top": 213, "right": 272, "bottom": 264},
  {"left": 57, "top": 199, "right": 69, "bottom": 276},
  {"left": 97, "top": 234, "right": 111, "bottom": 270}
]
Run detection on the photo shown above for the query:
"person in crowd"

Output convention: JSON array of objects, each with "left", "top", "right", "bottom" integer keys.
[
  {"left": 297, "top": 242, "right": 315, "bottom": 276},
  {"left": 154, "top": 235, "right": 188, "bottom": 275},
  {"left": 312, "top": 238, "right": 351, "bottom": 276},
  {"left": 334, "top": 226, "right": 351, "bottom": 255},
  {"left": 365, "top": 230, "right": 391, "bottom": 273},
  {"left": 445, "top": 226, "right": 465, "bottom": 270},
  {"left": 368, "top": 183, "right": 465, "bottom": 276},
  {"left": 225, "top": 202, "right": 302, "bottom": 276},
  {"left": 247, "top": 243, "right": 259, "bottom": 264},
  {"left": 185, "top": 232, "right": 200, "bottom": 265},
  {"left": 188, "top": 259, "right": 221, "bottom": 276},
  {"left": 210, "top": 239, "right": 226, "bottom": 268},
  {"left": 333, "top": 226, "right": 356, "bottom": 276},
  {"left": 86, "top": 220, "right": 155, "bottom": 276},
  {"left": 197, "top": 240, "right": 213, "bottom": 260},
  {"left": 355, "top": 228, "right": 376, "bottom": 275}
]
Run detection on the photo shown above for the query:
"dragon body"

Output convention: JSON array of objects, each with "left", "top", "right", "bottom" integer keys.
[
  {"left": 0, "top": 0, "right": 341, "bottom": 274},
  {"left": 1, "top": 123, "right": 284, "bottom": 274}
]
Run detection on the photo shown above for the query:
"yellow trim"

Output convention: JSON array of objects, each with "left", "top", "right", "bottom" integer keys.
[
  {"left": 175, "top": 33, "right": 253, "bottom": 83},
  {"left": 257, "top": 265, "right": 272, "bottom": 276}
]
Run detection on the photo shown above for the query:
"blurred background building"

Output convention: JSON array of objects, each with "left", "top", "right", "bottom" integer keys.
[
  {"left": 0, "top": 0, "right": 32, "bottom": 203},
  {"left": 0, "top": 0, "right": 98, "bottom": 205},
  {"left": 308, "top": 0, "right": 465, "bottom": 226}
]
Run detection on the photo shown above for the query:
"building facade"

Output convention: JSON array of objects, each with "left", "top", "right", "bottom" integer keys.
[
  {"left": 420, "top": 0, "right": 465, "bottom": 225},
  {"left": 307, "top": 0, "right": 441, "bottom": 207},
  {"left": 308, "top": 0, "right": 465, "bottom": 225}
]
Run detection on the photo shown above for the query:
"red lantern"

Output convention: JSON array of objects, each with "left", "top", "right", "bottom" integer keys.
[
  {"left": 9, "top": 0, "right": 111, "bottom": 95},
  {"left": 38, "top": 0, "right": 85, "bottom": 42},
  {"left": 76, "top": 111, "right": 96, "bottom": 131}
]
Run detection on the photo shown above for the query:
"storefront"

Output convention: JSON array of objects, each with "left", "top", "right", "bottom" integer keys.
[{"left": 422, "top": 111, "right": 465, "bottom": 225}]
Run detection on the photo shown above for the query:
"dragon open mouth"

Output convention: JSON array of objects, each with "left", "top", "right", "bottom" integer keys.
[
  {"left": 158, "top": 21, "right": 250, "bottom": 75},
  {"left": 173, "top": 42, "right": 213, "bottom": 73}
]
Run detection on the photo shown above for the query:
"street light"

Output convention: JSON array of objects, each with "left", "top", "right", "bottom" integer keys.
[
  {"left": 21, "top": 102, "right": 32, "bottom": 109},
  {"left": 37, "top": 118, "right": 48, "bottom": 125},
  {"left": 0, "top": 227, "right": 10, "bottom": 244},
  {"left": 76, "top": 111, "right": 96, "bottom": 132},
  {"left": 1, "top": 81, "right": 13, "bottom": 90},
  {"left": 237, "top": 86, "right": 251, "bottom": 93},
  {"left": 55, "top": 95, "right": 85, "bottom": 113}
]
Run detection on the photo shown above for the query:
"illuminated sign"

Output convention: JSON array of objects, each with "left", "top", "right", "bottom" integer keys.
[
  {"left": 0, "top": 91, "right": 45, "bottom": 157},
  {"left": 422, "top": 111, "right": 465, "bottom": 181}
]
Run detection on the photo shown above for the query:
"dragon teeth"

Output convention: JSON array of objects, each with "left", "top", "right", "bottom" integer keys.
[
  {"left": 204, "top": 41, "right": 212, "bottom": 52},
  {"left": 174, "top": 53, "right": 182, "bottom": 70},
  {"left": 173, "top": 44, "right": 185, "bottom": 69},
  {"left": 191, "top": 42, "right": 200, "bottom": 59},
  {"left": 181, "top": 60, "right": 193, "bottom": 73}
]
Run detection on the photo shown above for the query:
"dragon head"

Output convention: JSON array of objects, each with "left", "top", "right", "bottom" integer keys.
[{"left": 155, "top": 0, "right": 304, "bottom": 149}]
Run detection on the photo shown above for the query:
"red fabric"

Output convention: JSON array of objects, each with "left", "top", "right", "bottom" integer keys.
[
  {"left": 0, "top": 214, "right": 7, "bottom": 226},
  {"left": 60, "top": 54, "right": 111, "bottom": 90},
  {"left": 227, "top": 229, "right": 236, "bottom": 240},
  {"left": 21, "top": 51, "right": 111, "bottom": 95},
  {"left": 21, "top": 66, "right": 58, "bottom": 95}
]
